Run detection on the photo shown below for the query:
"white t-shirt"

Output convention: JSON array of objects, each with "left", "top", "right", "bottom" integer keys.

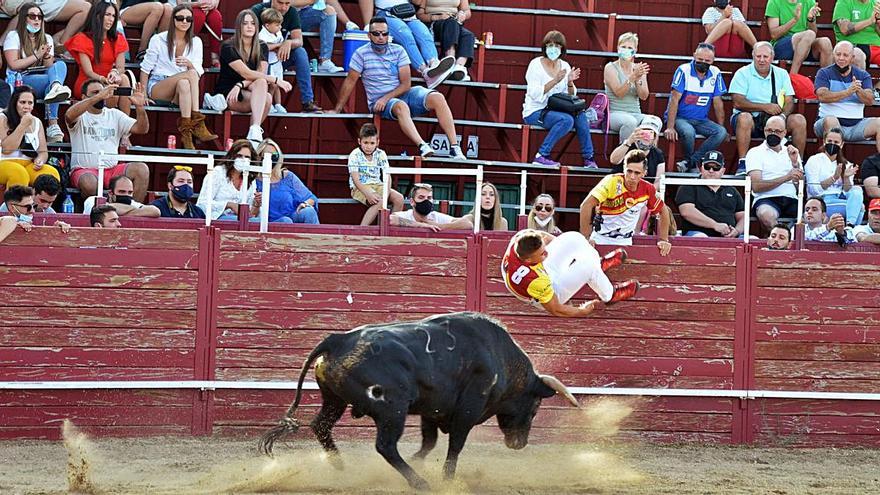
[
  {"left": 258, "top": 27, "right": 284, "bottom": 80},
  {"left": 68, "top": 108, "right": 136, "bottom": 170},
  {"left": 745, "top": 142, "right": 800, "bottom": 200},
  {"left": 392, "top": 209, "right": 455, "bottom": 224},
  {"left": 522, "top": 57, "right": 574, "bottom": 118},
  {"left": 804, "top": 152, "right": 846, "bottom": 197},
  {"left": 82, "top": 196, "right": 144, "bottom": 214},
  {"left": 701, "top": 6, "right": 746, "bottom": 25},
  {"left": 3, "top": 31, "right": 55, "bottom": 79}
]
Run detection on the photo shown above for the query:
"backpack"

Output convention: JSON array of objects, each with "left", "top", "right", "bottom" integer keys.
[{"left": 587, "top": 92, "right": 611, "bottom": 158}]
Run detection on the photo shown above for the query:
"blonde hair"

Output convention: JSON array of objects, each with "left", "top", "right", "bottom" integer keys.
[
  {"left": 526, "top": 194, "right": 558, "bottom": 233},
  {"left": 256, "top": 138, "right": 284, "bottom": 173},
  {"left": 617, "top": 32, "right": 639, "bottom": 48},
  {"left": 260, "top": 8, "right": 283, "bottom": 25},
  {"left": 469, "top": 182, "right": 506, "bottom": 231}
]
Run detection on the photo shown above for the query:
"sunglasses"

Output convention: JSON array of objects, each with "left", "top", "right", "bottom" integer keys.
[
  {"left": 13, "top": 203, "right": 34, "bottom": 212},
  {"left": 173, "top": 165, "right": 192, "bottom": 172},
  {"left": 533, "top": 204, "right": 553, "bottom": 212},
  {"left": 174, "top": 15, "right": 193, "bottom": 23},
  {"left": 370, "top": 31, "right": 389, "bottom": 37},
  {"left": 702, "top": 164, "right": 723, "bottom": 171},
  {"left": 26, "top": 13, "right": 43, "bottom": 21}
]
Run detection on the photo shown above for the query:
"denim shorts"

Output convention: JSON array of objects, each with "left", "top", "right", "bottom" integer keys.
[
  {"left": 146, "top": 73, "right": 169, "bottom": 98},
  {"left": 380, "top": 86, "right": 434, "bottom": 120},
  {"left": 813, "top": 117, "right": 870, "bottom": 142}
]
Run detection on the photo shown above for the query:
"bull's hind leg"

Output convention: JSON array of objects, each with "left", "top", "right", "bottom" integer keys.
[
  {"left": 411, "top": 416, "right": 439, "bottom": 460},
  {"left": 375, "top": 413, "right": 430, "bottom": 490},
  {"left": 311, "top": 390, "right": 347, "bottom": 469}
]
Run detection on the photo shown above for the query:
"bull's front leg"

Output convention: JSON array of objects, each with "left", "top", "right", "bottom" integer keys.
[
  {"left": 374, "top": 413, "right": 430, "bottom": 490},
  {"left": 411, "top": 416, "right": 439, "bottom": 460}
]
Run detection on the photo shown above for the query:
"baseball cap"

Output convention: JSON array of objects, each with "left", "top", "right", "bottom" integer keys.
[
  {"left": 637, "top": 115, "right": 662, "bottom": 135},
  {"left": 701, "top": 151, "right": 725, "bottom": 167},
  {"left": 869, "top": 198, "right": 880, "bottom": 212}
]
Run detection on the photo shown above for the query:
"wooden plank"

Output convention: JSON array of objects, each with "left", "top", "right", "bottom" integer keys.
[
  {"left": 753, "top": 360, "right": 880, "bottom": 380},
  {"left": 0, "top": 247, "right": 198, "bottom": 269},
  {"left": 0, "top": 406, "right": 191, "bottom": 426},
  {"left": 500, "top": 316, "right": 736, "bottom": 340},
  {"left": 0, "top": 425, "right": 191, "bottom": 440},
  {"left": 220, "top": 252, "right": 469, "bottom": 276},
  {"left": 485, "top": 279, "right": 737, "bottom": 303},
  {"left": 0, "top": 308, "right": 196, "bottom": 328},
  {"left": 216, "top": 307, "right": 463, "bottom": 329},
  {"left": 217, "top": 292, "right": 466, "bottom": 312},
  {"left": 756, "top": 399, "right": 880, "bottom": 416},
  {"left": 218, "top": 273, "right": 466, "bottom": 294},
  {"left": 755, "top": 287, "right": 880, "bottom": 307},
  {"left": 0, "top": 288, "right": 197, "bottom": 309},
  {"left": 0, "top": 367, "right": 195, "bottom": 380},
  {"left": 753, "top": 432, "right": 880, "bottom": 448},
  {"left": 0, "top": 348, "right": 194, "bottom": 368},
  {"left": 756, "top": 268, "right": 880, "bottom": 289},
  {"left": 755, "top": 304, "right": 880, "bottom": 326},
  {"left": 0, "top": 389, "right": 193, "bottom": 407},
  {"left": 752, "top": 415, "right": 880, "bottom": 436},
  {"left": 0, "top": 227, "right": 200, "bottom": 249},
  {"left": 483, "top": 241, "right": 738, "bottom": 267},
  {"left": 486, "top": 298, "right": 737, "bottom": 321},
  {"left": 487, "top": 260, "right": 736, "bottom": 284},
  {"left": 756, "top": 250, "right": 880, "bottom": 269},
  {"left": 0, "top": 266, "right": 197, "bottom": 289},
  {"left": 753, "top": 323, "right": 880, "bottom": 344},
  {"left": 215, "top": 311, "right": 433, "bottom": 331},
  {"left": 510, "top": 334, "right": 733, "bottom": 358},
  {"left": 220, "top": 231, "right": 469, "bottom": 257},
  {"left": 754, "top": 342, "right": 880, "bottom": 362},
  {"left": 753, "top": 378, "right": 880, "bottom": 392},
  {"left": 0, "top": 327, "right": 195, "bottom": 348}
]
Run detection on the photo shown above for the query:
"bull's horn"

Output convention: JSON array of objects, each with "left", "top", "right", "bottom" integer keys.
[{"left": 540, "top": 375, "right": 579, "bottom": 407}]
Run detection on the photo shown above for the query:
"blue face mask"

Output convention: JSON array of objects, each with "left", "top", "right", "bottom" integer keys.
[
  {"left": 618, "top": 48, "right": 635, "bottom": 60},
  {"left": 545, "top": 45, "right": 561, "bottom": 61},
  {"left": 26, "top": 23, "right": 40, "bottom": 34},
  {"left": 371, "top": 41, "right": 388, "bottom": 54},
  {"left": 171, "top": 184, "right": 194, "bottom": 201}
]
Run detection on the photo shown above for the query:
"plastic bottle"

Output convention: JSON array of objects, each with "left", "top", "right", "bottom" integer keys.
[
  {"left": 62, "top": 196, "right": 74, "bottom": 214},
  {"left": 313, "top": 0, "right": 326, "bottom": 9},
  {"left": 14, "top": 73, "right": 22, "bottom": 87}
]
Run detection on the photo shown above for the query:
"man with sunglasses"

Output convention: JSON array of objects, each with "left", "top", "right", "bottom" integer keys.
[
  {"left": 330, "top": 16, "right": 466, "bottom": 159},
  {"left": 2, "top": 185, "right": 70, "bottom": 233},
  {"left": 389, "top": 182, "right": 472, "bottom": 230},
  {"left": 676, "top": 151, "right": 746, "bottom": 237},
  {"left": 746, "top": 115, "right": 804, "bottom": 230},
  {"left": 150, "top": 166, "right": 206, "bottom": 219}
]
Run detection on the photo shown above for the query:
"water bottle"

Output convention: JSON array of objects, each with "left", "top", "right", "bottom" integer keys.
[
  {"left": 62, "top": 196, "right": 74, "bottom": 214},
  {"left": 313, "top": 0, "right": 326, "bottom": 9},
  {"left": 14, "top": 73, "right": 22, "bottom": 87}
]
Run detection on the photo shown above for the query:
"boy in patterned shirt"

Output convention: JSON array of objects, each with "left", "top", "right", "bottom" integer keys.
[{"left": 348, "top": 123, "right": 404, "bottom": 225}]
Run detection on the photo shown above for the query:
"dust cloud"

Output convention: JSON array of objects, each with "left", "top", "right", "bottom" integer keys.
[{"left": 62, "top": 419, "right": 98, "bottom": 494}]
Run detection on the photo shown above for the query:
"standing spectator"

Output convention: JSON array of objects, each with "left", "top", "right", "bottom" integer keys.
[
  {"left": 258, "top": 8, "right": 291, "bottom": 114},
  {"left": 65, "top": 0, "right": 132, "bottom": 110},
  {"left": 331, "top": 17, "right": 466, "bottom": 159},
  {"left": 360, "top": 0, "right": 455, "bottom": 87},
  {"left": 255, "top": 138, "right": 319, "bottom": 224},
  {"left": 746, "top": 115, "right": 804, "bottom": 229},
  {"left": 604, "top": 32, "right": 651, "bottom": 143},
  {"left": 82, "top": 175, "right": 161, "bottom": 217},
  {"left": 3, "top": 3, "right": 73, "bottom": 144},
  {"left": 804, "top": 127, "right": 865, "bottom": 225},
  {"left": 90, "top": 203, "right": 121, "bottom": 228},
  {"left": 854, "top": 198, "right": 880, "bottom": 243},
  {"left": 813, "top": 41, "right": 879, "bottom": 151},
  {"left": 833, "top": 0, "right": 880, "bottom": 71},
  {"left": 250, "top": 0, "right": 322, "bottom": 113},
  {"left": 120, "top": 0, "right": 173, "bottom": 61},
  {"left": 675, "top": 151, "right": 745, "bottom": 237},
  {"left": 390, "top": 182, "right": 473, "bottom": 230},
  {"left": 0, "top": 86, "right": 59, "bottom": 188},
  {"left": 663, "top": 42, "right": 728, "bottom": 173},
  {"left": 522, "top": 30, "right": 596, "bottom": 168},
  {"left": 702, "top": 0, "right": 757, "bottom": 59},
  {"left": 418, "top": 0, "right": 475, "bottom": 81},
  {"left": 729, "top": 41, "right": 806, "bottom": 174},
  {"left": 2, "top": 184, "right": 69, "bottom": 231},
  {"left": 150, "top": 165, "right": 206, "bottom": 218},
  {"left": 765, "top": 0, "right": 831, "bottom": 75},
  {"left": 803, "top": 196, "right": 856, "bottom": 243},
  {"left": 462, "top": 182, "right": 508, "bottom": 231},
  {"left": 348, "top": 123, "right": 404, "bottom": 226},
  {"left": 862, "top": 151, "right": 880, "bottom": 199},
  {"left": 0, "top": 0, "right": 90, "bottom": 48},
  {"left": 527, "top": 193, "right": 562, "bottom": 235},
  {"left": 168, "top": 0, "right": 223, "bottom": 68},
  {"left": 65, "top": 80, "right": 150, "bottom": 202},
  {"left": 766, "top": 222, "right": 791, "bottom": 249},
  {"left": 140, "top": 3, "right": 217, "bottom": 149},
  {"left": 609, "top": 115, "right": 666, "bottom": 181},
  {"left": 297, "top": 0, "right": 344, "bottom": 73},
  {"left": 196, "top": 139, "right": 261, "bottom": 220},
  {"left": 216, "top": 10, "right": 290, "bottom": 144}
]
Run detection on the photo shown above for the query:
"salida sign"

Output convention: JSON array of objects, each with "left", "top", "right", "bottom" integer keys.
[{"left": 431, "top": 134, "right": 479, "bottom": 158}]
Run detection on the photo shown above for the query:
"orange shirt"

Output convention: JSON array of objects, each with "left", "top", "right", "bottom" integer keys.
[
  {"left": 65, "top": 33, "right": 129, "bottom": 98},
  {"left": 501, "top": 233, "right": 554, "bottom": 305}
]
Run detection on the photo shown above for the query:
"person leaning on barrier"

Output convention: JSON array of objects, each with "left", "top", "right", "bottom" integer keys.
[
  {"left": 766, "top": 222, "right": 791, "bottom": 249},
  {"left": 803, "top": 196, "right": 856, "bottom": 244},
  {"left": 746, "top": 115, "right": 804, "bottom": 230},
  {"left": 82, "top": 175, "right": 160, "bottom": 218},
  {"left": 528, "top": 193, "right": 562, "bottom": 235},
  {"left": 2, "top": 184, "right": 69, "bottom": 233},
  {"left": 462, "top": 182, "right": 508, "bottom": 231},
  {"left": 90, "top": 203, "right": 121, "bottom": 228},
  {"left": 0, "top": 174, "right": 63, "bottom": 215},
  {"left": 804, "top": 126, "right": 865, "bottom": 226},
  {"left": 764, "top": 0, "right": 831, "bottom": 75},
  {"left": 853, "top": 198, "right": 880, "bottom": 243},
  {"left": 150, "top": 166, "right": 206, "bottom": 219},
  {"left": 389, "top": 182, "right": 473, "bottom": 231},
  {"left": 675, "top": 151, "right": 745, "bottom": 238}
]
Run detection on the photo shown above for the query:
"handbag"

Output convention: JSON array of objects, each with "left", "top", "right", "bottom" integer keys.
[
  {"left": 381, "top": 2, "right": 416, "bottom": 20},
  {"left": 544, "top": 93, "right": 586, "bottom": 115}
]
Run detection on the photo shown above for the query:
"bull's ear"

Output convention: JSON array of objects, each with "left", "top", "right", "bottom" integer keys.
[{"left": 533, "top": 378, "right": 556, "bottom": 399}]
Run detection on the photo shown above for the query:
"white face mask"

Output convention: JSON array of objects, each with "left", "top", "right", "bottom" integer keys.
[
  {"left": 534, "top": 215, "right": 553, "bottom": 227},
  {"left": 233, "top": 157, "right": 249, "bottom": 172},
  {"left": 545, "top": 45, "right": 561, "bottom": 61}
]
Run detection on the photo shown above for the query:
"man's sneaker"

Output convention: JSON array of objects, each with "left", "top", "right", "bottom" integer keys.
[
  {"left": 44, "top": 82, "right": 71, "bottom": 104},
  {"left": 600, "top": 248, "right": 628, "bottom": 272},
  {"left": 608, "top": 280, "right": 639, "bottom": 304},
  {"left": 451, "top": 144, "right": 466, "bottom": 160},
  {"left": 270, "top": 103, "right": 287, "bottom": 114},
  {"left": 447, "top": 65, "right": 468, "bottom": 81},
  {"left": 532, "top": 154, "right": 560, "bottom": 167},
  {"left": 246, "top": 125, "right": 264, "bottom": 144},
  {"left": 584, "top": 157, "right": 598, "bottom": 169},
  {"left": 735, "top": 158, "right": 747, "bottom": 176},
  {"left": 423, "top": 66, "right": 454, "bottom": 89},
  {"left": 46, "top": 123, "right": 64, "bottom": 143},
  {"left": 317, "top": 59, "right": 344, "bottom": 73},
  {"left": 425, "top": 56, "right": 455, "bottom": 79},
  {"left": 675, "top": 159, "right": 690, "bottom": 173},
  {"left": 419, "top": 142, "right": 435, "bottom": 157},
  {"left": 203, "top": 93, "right": 227, "bottom": 111},
  {"left": 301, "top": 101, "right": 323, "bottom": 113}
]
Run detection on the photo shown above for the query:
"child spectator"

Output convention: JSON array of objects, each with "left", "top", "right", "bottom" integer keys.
[
  {"left": 258, "top": 8, "right": 288, "bottom": 114},
  {"left": 348, "top": 123, "right": 404, "bottom": 226}
]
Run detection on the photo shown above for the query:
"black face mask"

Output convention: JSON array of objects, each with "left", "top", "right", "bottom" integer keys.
[
  {"left": 694, "top": 61, "right": 710, "bottom": 73},
  {"left": 824, "top": 143, "right": 841, "bottom": 156},
  {"left": 835, "top": 64, "right": 850, "bottom": 74},
  {"left": 93, "top": 99, "right": 106, "bottom": 110},
  {"left": 414, "top": 199, "right": 433, "bottom": 216},
  {"left": 113, "top": 195, "right": 133, "bottom": 205},
  {"left": 765, "top": 134, "right": 782, "bottom": 147}
]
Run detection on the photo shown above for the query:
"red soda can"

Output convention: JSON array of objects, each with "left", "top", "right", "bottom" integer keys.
[
  {"left": 225, "top": 138, "right": 234, "bottom": 151},
  {"left": 167, "top": 135, "right": 176, "bottom": 149},
  {"left": 484, "top": 32, "right": 494, "bottom": 48}
]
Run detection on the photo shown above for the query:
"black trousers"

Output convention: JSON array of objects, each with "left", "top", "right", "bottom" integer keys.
[{"left": 431, "top": 18, "right": 475, "bottom": 66}]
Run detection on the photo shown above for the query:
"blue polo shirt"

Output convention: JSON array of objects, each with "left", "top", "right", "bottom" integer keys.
[
  {"left": 728, "top": 63, "right": 794, "bottom": 115},
  {"left": 666, "top": 61, "right": 726, "bottom": 121},
  {"left": 815, "top": 65, "right": 872, "bottom": 122}
]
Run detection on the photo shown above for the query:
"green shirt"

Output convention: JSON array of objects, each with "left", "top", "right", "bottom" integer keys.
[
  {"left": 764, "top": 0, "right": 816, "bottom": 43},
  {"left": 833, "top": 0, "right": 880, "bottom": 46}
]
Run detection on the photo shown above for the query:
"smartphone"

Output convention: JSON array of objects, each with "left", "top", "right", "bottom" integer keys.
[{"left": 113, "top": 87, "right": 132, "bottom": 97}]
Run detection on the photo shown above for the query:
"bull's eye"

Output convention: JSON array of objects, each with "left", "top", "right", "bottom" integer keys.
[{"left": 366, "top": 384, "right": 385, "bottom": 401}]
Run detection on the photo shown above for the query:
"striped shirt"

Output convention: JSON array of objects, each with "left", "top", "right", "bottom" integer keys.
[{"left": 349, "top": 43, "right": 410, "bottom": 110}]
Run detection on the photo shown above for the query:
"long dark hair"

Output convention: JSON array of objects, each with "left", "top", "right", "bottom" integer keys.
[
  {"left": 224, "top": 139, "right": 257, "bottom": 183},
  {"left": 14, "top": 3, "right": 47, "bottom": 60},
  {"left": 823, "top": 127, "right": 847, "bottom": 166},
  {"left": 166, "top": 4, "right": 195, "bottom": 62},
  {"left": 5, "top": 85, "right": 35, "bottom": 132},
  {"left": 232, "top": 9, "right": 262, "bottom": 67},
  {"left": 85, "top": 0, "right": 119, "bottom": 63}
]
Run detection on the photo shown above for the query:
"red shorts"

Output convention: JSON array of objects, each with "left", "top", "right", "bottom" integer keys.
[
  {"left": 713, "top": 33, "right": 746, "bottom": 59},
  {"left": 70, "top": 163, "right": 130, "bottom": 188}
]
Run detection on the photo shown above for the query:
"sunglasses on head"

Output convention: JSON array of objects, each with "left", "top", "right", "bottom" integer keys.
[
  {"left": 174, "top": 15, "right": 193, "bottom": 23},
  {"left": 370, "top": 30, "right": 389, "bottom": 37},
  {"left": 173, "top": 165, "right": 192, "bottom": 172},
  {"left": 26, "top": 13, "right": 43, "bottom": 21},
  {"left": 533, "top": 204, "right": 553, "bottom": 212}
]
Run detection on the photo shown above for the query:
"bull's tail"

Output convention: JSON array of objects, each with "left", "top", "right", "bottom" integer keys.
[{"left": 257, "top": 338, "right": 333, "bottom": 457}]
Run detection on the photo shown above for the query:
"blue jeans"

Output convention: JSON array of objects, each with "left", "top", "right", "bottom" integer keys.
[
  {"left": 281, "top": 46, "right": 314, "bottom": 104},
  {"left": 277, "top": 206, "right": 320, "bottom": 224},
  {"left": 524, "top": 109, "right": 595, "bottom": 160},
  {"left": 7, "top": 61, "right": 68, "bottom": 121},
  {"left": 674, "top": 118, "right": 728, "bottom": 168},
  {"left": 377, "top": 11, "right": 437, "bottom": 70},
  {"left": 823, "top": 188, "right": 864, "bottom": 226},
  {"left": 298, "top": 7, "right": 337, "bottom": 61}
]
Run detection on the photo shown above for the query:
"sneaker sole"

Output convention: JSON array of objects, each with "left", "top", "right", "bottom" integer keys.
[
  {"left": 446, "top": 69, "right": 466, "bottom": 81},
  {"left": 426, "top": 56, "right": 456, "bottom": 78},
  {"left": 421, "top": 150, "right": 435, "bottom": 158}
]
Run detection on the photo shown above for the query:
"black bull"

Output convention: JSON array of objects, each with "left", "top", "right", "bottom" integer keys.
[{"left": 258, "top": 312, "right": 579, "bottom": 490}]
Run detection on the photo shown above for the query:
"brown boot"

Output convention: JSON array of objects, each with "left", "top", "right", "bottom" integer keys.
[
  {"left": 191, "top": 111, "right": 219, "bottom": 142},
  {"left": 177, "top": 117, "right": 196, "bottom": 149}
]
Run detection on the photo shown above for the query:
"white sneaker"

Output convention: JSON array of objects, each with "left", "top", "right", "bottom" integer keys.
[
  {"left": 270, "top": 103, "right": 287, "bottom": 114},
  {"left": 425, "top": 56, "right": 455, "bottom": 78},
  {"left": 345, "top": 21, "right": 359, "bottom": 31},
  {"left": 446, "top": 65, "right": 468, "bottom": 82},
  {"left": 44, "top": 83, "right": 71, "bottom": 104},
  {"left": 419, "top": 142, "right": 435, "bottom": 157},
  {"left": 46, "top": 123, "right": 64, "bottom": 143},
  {"left": 424, "top": 65, "right": 455, "bottom": 89},
  {"left": 317, "top": 59, "right": 344, "bottom": 73},
  {"left": 247, "top": 125, "right": 264, "bottom": 144},
  {"left": 451, "top": 144, "right": 466, "bottom": 160},
  {"left": 203, "top": 93, "right": 227, "bottom": 111}
]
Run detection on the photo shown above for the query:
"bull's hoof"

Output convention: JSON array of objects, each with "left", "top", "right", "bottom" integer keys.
[
  {"left": 407, "top": 476, "right": 431, "bottom": 491},
  {"left": 327, "top": 454, "right": 344, "bottom": 471}
]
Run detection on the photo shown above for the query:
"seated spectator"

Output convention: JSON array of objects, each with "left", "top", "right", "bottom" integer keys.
[
  {"left": 150, "top": 165, "right": 206, "bottom": 218},
  {"left": 527, "top": 193, "right": 562, "bottom": 235},
  {"left": 462, "top": 182, "right": 508, "bottom": 231},
  {"left": 418, "top": 0, "right": 475, "bottom": 80},
  {"left": 804, "top": 127, "right": 865, "bottom": 225},
  {"left": 765, "top": 0, "right": 831, "bottom": 75},
  {"left": 675, "top": 151, "right": 745, "bottom": 237},
  {"left": 390, "top": 182, "right": 473, "bottom": 230},
  {"left": 2, "top": 184, "right": 69, "bottom": 231},
  {"left": 90, "top": 203, "right": 121, "bottom": 228},
  {"left": 120, "top": 0, "right": 172, "bottom": 61},
  {"left": 0, "top": 0, "right": 90, "bottom": 48},
  {"left": 331, "top": 16, "right": 466, "bottom": 159},
  {"left": 31, "top": 174, "right": 61, "bottom": 213},
  {"left": 580, "top": 149, "right": 672, "bottom": 255},
  {"left": 814, "top": 41, "right": 878, "bottom": 153},
  {"left": 65, "top": 1, "right": 132, "bottom": 109},
  {"left": 522, "top": 30, "right": 596, "bottom": 168},
  {"left": 702, "top": 0, "right": 757, "bottom": 59},
  {"left": 250, "top": 0, "right": 322, "bottom": 113},
  {"left": 664, "top": 42, "right": 728, "bottom": 173},
  {"left": 348, "top": 123, "right": 404, "bottom": 226},
  {"left": 833, "top": 0, "right": 880, "bottom": 73},
  {"left": 297, "top": 0, "right": 344, "bottom": 73},
  {"left": 803, "top": 196, "right": 856, "bottom": 244},
  {"left": 766, "top": 222, "right": 791, "bottom": 249},
  {"left": 3, "top": 3, "right": 73, "bottom": 144},
  {"left": 66, "top": 79, "right": 150, "bottom": 201},
  {"left": 609, "top": 115, "right": 666, "bottom": 182},
  {"left": 729, "top": 41, "right": 806, "bottom": 173},
  {"left": 862, "top": 151, "right": 880, "bottom": 199},
  {"left": 172, "top": 0, "right": 223, "bottom": 67},
  {"left": 140, "top": 3, "right": 217, "bottom": 149},
  {"left": 328, "top": 0, "right": 359, "bottom": 32},
  {"left": 746, "top": 115, "right": 804, "bottom": 229},
  {"left": 214, "top": 10, "right": 290, "bottom": 144},
  {"left": 0, "top": 86, "right": 59, "bottom": 188},
  {"left": 258, "top": 8, "right": 291, "bottom": 114},
  {"left": 196, "top": 139, "right": 261, "bottom": 220},
  {"left": 604, "top": 32, "right": 652, "bottom": 143},
  {"left": 854, "top": 199, "right": 880, "bottom": 243},
  {"left": 255, "top": 138, "right": 319, "bottom": 224},
  {"left": 362, "top": 0, "right": 455, "bottom": 88},
  {"left": 83, "top": 175, "right": 161, "bottom": 218}
]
